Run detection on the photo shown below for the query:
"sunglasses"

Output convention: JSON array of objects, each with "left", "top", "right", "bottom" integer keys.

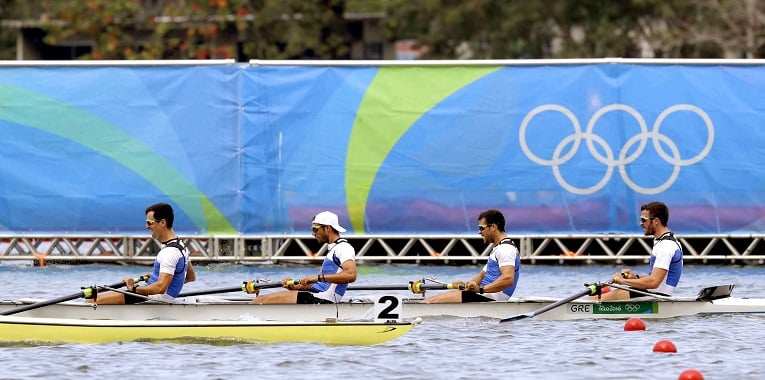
[
  {"left": 311, "top": 224, "right": 323, "bottom": 232},
  {"left": 639, "top": 216, "right": 655, "bottom": 224},
  {"left": 146, "top": 219, "right": 159, "bottom": 226},
  {"left": 478, "top": 224, "right": 490, "bottom": 231}
]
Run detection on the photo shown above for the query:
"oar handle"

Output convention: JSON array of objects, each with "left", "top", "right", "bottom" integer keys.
[
  {"left": 243, "top": 281, "right": 282, "bottom": 294},
  {"left": 81, "top": 275, "right": 149, "bottom": 299}
]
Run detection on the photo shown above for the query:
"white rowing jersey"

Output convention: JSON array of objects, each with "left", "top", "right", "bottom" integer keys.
[
  {"left": 480, "top": 238, "right": 520, "bottom": 300},
  {"left": 648, "top": 232, "right": 683, "bottom": 295},
  {"left": 310, "top": 239, "right": 356, "bottom": 302}
]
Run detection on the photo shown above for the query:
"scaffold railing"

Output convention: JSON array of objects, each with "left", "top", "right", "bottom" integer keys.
[{"left": 1, "top": 233, "right": 764, "bottom": 265}]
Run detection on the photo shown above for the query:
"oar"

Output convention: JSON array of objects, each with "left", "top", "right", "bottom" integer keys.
[
  {"left": 348, "top": 283, "right": 464, "bottom": 293},
  {"left": 178, "top": 279, "right": 462, "bottom": 297},
  {"left": 606, "top": 282, "right": 674, "bottom": 300},
  {"left": 500, "top": 282, "right": 602, "bottom": 323},
  {"left": 0, "top": 275, "right": 148, "bottom": 316},
  {"left": 177, "top": 281, "right": 282, "bottom": 297}
]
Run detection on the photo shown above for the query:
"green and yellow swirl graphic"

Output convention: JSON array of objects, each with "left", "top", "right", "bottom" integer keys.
[
  {"left": 0, "top": 84, "right": 235, "bottom": 233},
  {"left": 345, "top": 66, "right": 501, "bottom": 233}
]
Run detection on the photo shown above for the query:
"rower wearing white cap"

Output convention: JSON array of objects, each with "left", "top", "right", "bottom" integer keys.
[{"left": 251, "top": 211, "right": 357, "bottom": 304}]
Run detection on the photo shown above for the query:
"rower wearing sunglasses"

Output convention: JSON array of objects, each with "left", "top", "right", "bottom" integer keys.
[
  {"left": 425, "top": 209, "right": 520, "bottom": 303},
  {"left": 252, "top": 211, "right": 357, "bottom": 304},
  {"left": 92, "top": 202, "right": 196, "bottom": 304},
  {"left": 595, "top": 201, "right": 683, "bottom": 301}
]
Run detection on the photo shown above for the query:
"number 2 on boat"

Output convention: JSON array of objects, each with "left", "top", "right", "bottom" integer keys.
[{"left": 374, "top": 295, "right": 402, "bottom": 321}]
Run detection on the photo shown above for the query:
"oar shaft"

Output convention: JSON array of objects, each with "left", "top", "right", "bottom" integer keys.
[
  {"left": 347, "top": 284, "right": 457, "bottom": 291},
  {"left": 526, "top": 287, "right": 594, "bottom": 317},
  {"left": 0, "top": 280, "right": 128, "bottom": 316},
  {"left": 500, "top": 283, "right": 599, "bottom": 323},
  {"left": 178, "top": 282, "right": 281, "bottom": 297},
  {"left": 348, "top": 285, "right": 413, "bottom": 291},
  {"left": 606, "top": 282, "right": 673, "bottom": 300},
  {"left": 177, "top": 286, "right": 243, "bottom": 297},
  {"left": 178, "top": 281, "right": 458, "bottom": 297}
]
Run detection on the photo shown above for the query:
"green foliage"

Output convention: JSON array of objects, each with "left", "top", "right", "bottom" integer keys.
[
  {"left": 380, "top": 0, "right": 765, "bottom": 59},
  {"left": 38, "top": 0, "right": 350, "bottom": 60},
  {"left": 18, "top": 0, "right": 765, "bottom": 60}
]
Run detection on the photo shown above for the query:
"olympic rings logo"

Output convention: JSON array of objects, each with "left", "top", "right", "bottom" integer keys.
[
  {"left": 519, "top": 104, "right": 715, "bottom": 195},
  {"left": 624, "top": 303, "right": 641, "bottom": 312}
]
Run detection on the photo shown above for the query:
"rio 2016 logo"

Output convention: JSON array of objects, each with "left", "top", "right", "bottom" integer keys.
[{"left": 519, "top": 104, "right": 715, "bottom": 195}]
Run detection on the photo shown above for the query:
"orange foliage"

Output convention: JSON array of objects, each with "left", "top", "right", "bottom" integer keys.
[{"left": 194, "top": 49, "right": 210, "bottom": 59}]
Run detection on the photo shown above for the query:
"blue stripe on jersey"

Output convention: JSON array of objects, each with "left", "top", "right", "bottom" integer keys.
[
  {"left": 146, "top": 247, "right": 188, "bottom": 298},
  {"left": 311, "top": 243, "right": 349, "bottom": 296},
  {"left": 648, "top": 248, "right": 683, "bottom": 287},
  {"left": 481, "top": 246, "right": 521, "bottom": 297}
]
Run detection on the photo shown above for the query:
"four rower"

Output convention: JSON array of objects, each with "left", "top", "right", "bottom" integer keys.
[{"left": 98, "top": 202, "right": 680, "bottom": 305}]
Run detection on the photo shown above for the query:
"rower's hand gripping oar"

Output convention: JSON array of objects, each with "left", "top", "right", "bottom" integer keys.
[
  {"left": 0, "top": 275, "right": 149, "bottom": 316},
  {"left": 178, "top": 280, "right": 282, "bottom": 297},
  {"left": 499, "top": 282, "right": 605, "bottom": 323}
]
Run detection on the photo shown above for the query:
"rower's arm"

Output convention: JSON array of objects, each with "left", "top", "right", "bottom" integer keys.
[
  {"left": 185, "top": 260, "right": 196, "bottom": 283},
  {"left": 468, "top": 271, "right": 486, "bottom": 286},
  {"left": 326, "top": 259, "right": 357, "bottom": 284},
  {"left": 617, "top": 268, "right": 667, "bottom": 290},
  {"left": 483, "top": 266, "right": 515, "bottom": 293},
  {"left": 464, "top": 271, "right": 487, "bottom": 292},
  {"left": 136, "top": 272, "right": 172, "bottom": 295}
]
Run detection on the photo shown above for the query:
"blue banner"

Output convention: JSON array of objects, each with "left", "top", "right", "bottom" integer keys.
[
  {"left": 0, "top": 65, "right": 240, "bottom": 234},
  {"left": 1, "top": 62, "right": 764, "bottom": 235}
]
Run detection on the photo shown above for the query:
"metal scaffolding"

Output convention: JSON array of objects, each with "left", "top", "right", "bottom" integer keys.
[{"left": 1, "top": 233, "right": 764, "bottom": 265}]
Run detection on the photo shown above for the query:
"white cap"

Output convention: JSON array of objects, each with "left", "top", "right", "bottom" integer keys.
[{"left": 312, "top": 211, "right": 347, "bottom": 233}]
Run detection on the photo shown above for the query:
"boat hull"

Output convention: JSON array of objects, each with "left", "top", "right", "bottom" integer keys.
[
  {"left": 2, "top": 296, "right": 764, "bottom": 322},
  {"left": 0, "top": 315, "right": 415, "bottom": 345}
]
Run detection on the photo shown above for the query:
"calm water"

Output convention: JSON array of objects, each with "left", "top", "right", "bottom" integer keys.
[{"left": 0, "top": 263, "right": 764, "bottom": 380}]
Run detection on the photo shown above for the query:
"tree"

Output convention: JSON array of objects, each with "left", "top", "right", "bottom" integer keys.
[
  {"left": 38, "top": 0, "right": 352, "bottom": 60},
  {"left": 27, "top": 0, "right": 765, "bottom": 60},
  {"left": 640, "top": 0, "right": 765, "bottom": 58},
  {"left": 380, "top": 0, "right": 765, "bottom": 59}
]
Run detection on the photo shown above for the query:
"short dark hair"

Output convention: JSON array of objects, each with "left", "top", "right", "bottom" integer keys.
[
  {"left": 145, "top": 202, "right": 175, "bottom": 228},
  {"left": 478, "top": 209, "right": 506, "bottom": 232},
  {"left": 641, "top": 201, "right": 669, "bottom": 226}
]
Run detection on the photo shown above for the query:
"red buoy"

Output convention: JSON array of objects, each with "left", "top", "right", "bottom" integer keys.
[
  {"left": 653, "top": 339, "right": 677, "bottom": 353},
  {"left": 624, "top": 317, "right": 646, "bottom": 331},
  {"left": 678, "top": 369, "right": 704, "bottom": 380}
]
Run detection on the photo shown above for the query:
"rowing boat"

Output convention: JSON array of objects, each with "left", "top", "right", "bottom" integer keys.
[
  {"left": 1, "top": 285, "right": 761, "bottom": 322},
  {"left": 0, "top": 315, "right": 417, "bottom": 345}
]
